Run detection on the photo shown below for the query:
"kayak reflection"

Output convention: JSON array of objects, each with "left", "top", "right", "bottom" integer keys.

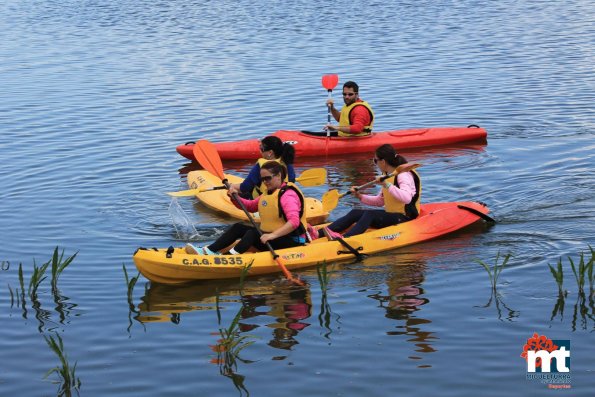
[{"left": 137, "top": 278, "right": 312, "bottom": 352}]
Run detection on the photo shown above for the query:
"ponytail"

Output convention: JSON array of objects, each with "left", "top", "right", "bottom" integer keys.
[
  {"left": 280, "top": 143, "right": 295, "bottom": 165},
  {"left": 375, "top": 144, "right": 408, "bottom": 167}
]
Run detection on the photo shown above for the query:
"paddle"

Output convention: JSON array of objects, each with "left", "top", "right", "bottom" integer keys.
[
  {"left": 167, "top": 168, "right": 327, "bottom": 197},
  {"left": 321, "top": 227, "right": 365, "bottom": 259},
  {"left": 193, "top": 140, "right": 305, "bottom": 286},
  {"left": 322, "top": 74, "right": 339, "bottom": 137},
  {"left": 322, "top": 162, "right": 421, "bottom": 212}
]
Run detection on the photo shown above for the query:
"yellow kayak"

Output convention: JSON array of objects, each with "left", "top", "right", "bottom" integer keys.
[
  {"left": 134, "top": 201, "right": 493, "bottom": 284},
  {"left": 186, "top": 170, "right": 329, "bottom": 225}
]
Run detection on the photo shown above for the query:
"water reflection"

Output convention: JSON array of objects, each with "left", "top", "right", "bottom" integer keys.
[
  {"left": 362, "top": 254, "right": 436, "bottom": 365},
  {"left": 6, "top": 264, "right": 79, "bottom": 333},
  {"left": 550, "top": 291, "right": 595, "bottom": 331},
  {"left": 137, "top": 279, "right": 312, "bottom": 354},
  {"left": 241, "top": 287, "right": 311, "bottom": 353}
]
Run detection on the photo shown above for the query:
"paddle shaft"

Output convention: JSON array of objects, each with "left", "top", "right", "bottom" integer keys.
[
  {"left": 223, "top": 179, "right": 299, "bottom": 282},
  {"left": 342, "top": 163, "right": 420, "bottom": 198},
  {"left": 168, "top": 168, "right": 326, "bottom": 197},
  {"left": 193, "top": 139, "right": 304, "bottom": 286}
]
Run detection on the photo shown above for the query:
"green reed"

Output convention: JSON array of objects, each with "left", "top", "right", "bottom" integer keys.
[
  {"left": 214, "top": 293, "right": 257, "bottom": 373},
  {"left": 49, "top": 247, "right": 78, "bottom": 292},
  {"left": 476, "top": 252, "right": 511, "bottom": 292},
  {"left": 238, "top": 260, "right": 254, "bottom": 297},
  {"left": 548, "top": 257, "right": 565, "bottom": 296},
  {"left": 28, "top": 259, "right": 50, "bottom": 301},
  {"left": 568, "top": 245, "right": 594, "bottom": 294},
  {"left": 43, "top": 333, "right": 81, "bottom": 397},
  {"left": 18, "top": 263, "right": 27, "bottom": 309},
  {"left": 549, "top": 246, "right": 594, "bottom": 294},
  {"left": 123, "top": 264, "right": 140, "bottom": 310},
  {"left": 316, "top": 261, "right": 330, "bottom": 294}
]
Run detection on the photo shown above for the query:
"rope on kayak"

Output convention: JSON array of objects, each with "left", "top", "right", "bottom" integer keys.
[{"left": 467, "top": 124, "right": 480, "bottom": 128}]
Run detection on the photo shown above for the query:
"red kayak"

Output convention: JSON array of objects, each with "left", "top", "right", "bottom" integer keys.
[{"left": 177, "top": 125, "right": 487, "bottom": 161}]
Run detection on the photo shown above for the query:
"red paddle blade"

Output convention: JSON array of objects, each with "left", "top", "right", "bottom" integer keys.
[
  {"left": 193, "top": 140, "right": 225, "bottom": 180},
  {"left": 321, "top": 74, "right": 339, "bottom": 90}
]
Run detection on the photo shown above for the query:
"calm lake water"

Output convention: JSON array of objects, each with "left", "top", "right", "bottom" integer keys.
[{"left": 1, "top": 1, "right": 594, "bottom": 396}]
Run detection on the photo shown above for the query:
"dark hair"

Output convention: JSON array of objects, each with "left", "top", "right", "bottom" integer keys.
[
  {"left": 343, "top": 81, "right": 359, "bottom": 93},
  {"left": 375, "top": 144, "right": 408, "bottom": 167},
  {"left": 261, "top": 160, "right": 287, "bottom": 181},
  {"left": 261, "top": 135, "right": 295, "bottom": 164}
]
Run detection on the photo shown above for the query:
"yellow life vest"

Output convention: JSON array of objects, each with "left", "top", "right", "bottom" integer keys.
[
  {"left": 258, "top": 183, "right": 308, "bottom": 235},
  {"left": 381, "top": 170, "right": 422, "bottom": 218},
  {"left": 338, "top": 100, "right": 374, "bottom": 137},
  {"left": 252, "top": 158, "right": 288, "bottom": 198}
]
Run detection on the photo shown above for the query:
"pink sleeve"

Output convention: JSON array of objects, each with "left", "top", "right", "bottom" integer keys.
[
  {"left": 279, "top": 190, "right": 302, "bottom": 229},
  {"left": 360, "top": 193, "right": 385, "bottom": 207},
  {"left": 359, "top": 172, "right": 416, "bottom": 206},
  {"left": 388, "top": 172, "right": 416, "bottom": 203},
  {"left": 231, "top": 195, "right": 260, "bottom": 212}
]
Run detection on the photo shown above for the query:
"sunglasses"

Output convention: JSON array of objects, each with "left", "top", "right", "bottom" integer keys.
[
  {"left": 342, "top": 92, "right": 357, "bottom": 97},
  {"left": 373, "top": 157, "right": 382, "bottom": 164},
  {"left": 261, "top": 174, "right": 278, "bottom": 182},
  {"left": 259, "top": 146, "right": 269, "bottom": 152}
]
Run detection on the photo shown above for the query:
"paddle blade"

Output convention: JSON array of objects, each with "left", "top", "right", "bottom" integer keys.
[
  {"left": 275, "top": 257, "right": 305, "bottom": 286},
  {"left": 321, "top": 74, "right": 339, "bottom": 90},
  {"left": 396, "top": 162, "right": 421, "bottom": 174},
  {"left": 167, "top": 188, "right": 203, "bottom": 197},
  {"left": 167, "top": 185, "right": 226, "bottom": 197},
  {"left": 295, "top": 168, "right": 327, "bottom": 187},
  {"left": 193, "top": 140, "right": 225, "bottom": 180},
  {"left": 322, "top": 189, "right": 340, "bottom": 212}
]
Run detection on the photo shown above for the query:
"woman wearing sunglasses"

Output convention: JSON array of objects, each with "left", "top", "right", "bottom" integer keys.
[
  {"left": 324, "top": 81, "right": 374, "bottom": 137},
  {"left": 186, "top": 161, "right": 308, "bottom": 255},
  {"left": 321, "top": 144, "right": 421, "bottom": 239},
  {"left": 230, "top": 135, "right": 296, "bottom": 198}
]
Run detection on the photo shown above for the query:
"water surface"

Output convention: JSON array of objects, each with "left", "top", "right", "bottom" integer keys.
[{"left": 1, "top": 1, "right": 593, "bottom": 396}]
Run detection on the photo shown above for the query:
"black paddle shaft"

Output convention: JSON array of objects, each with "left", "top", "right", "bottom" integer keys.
[{"left": 223, "top": 179, "right": 279, "bottom": 259}]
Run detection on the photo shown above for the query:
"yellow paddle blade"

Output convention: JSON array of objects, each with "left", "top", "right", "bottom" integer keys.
[
  {"left": 296, "top": 168, "right": 327, "bottom": 187},
  {"left": 166, "top": 186, "right": 216, "bottom": 197},
  {"left": 322, "top": 189, "right": 340, "bottom": 212}
]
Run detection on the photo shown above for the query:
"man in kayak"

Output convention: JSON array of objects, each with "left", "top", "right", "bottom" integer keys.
[
  {"left": 230, "top": 135, "right": 296, "bottom": 198},
  {"left": 321, "top": 144, "right": 421, "bottom": 238},
  {"left": 324, "top": 81, "right": 374, "bottom": 137},
  {"left": 186, "top": 161, "right": 308, "bottom": 255}
]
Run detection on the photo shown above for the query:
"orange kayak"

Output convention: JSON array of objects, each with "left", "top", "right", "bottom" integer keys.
[
  {"left": 177, "top": 125, "right": 487, "bottom": 161},
  {"left": 133, "top": 201, "right": 493, "bottom": 284}
]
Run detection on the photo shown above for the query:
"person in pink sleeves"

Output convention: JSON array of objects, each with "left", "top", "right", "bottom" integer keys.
[
  {"left": 186, "top": 161, "right": 308, "bottom": 255},
  {"left": 322, "top": 144, "right": 421, "bottom": 238}
]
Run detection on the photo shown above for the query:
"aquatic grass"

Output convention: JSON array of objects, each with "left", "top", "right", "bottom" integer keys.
[
  {"left": 548, "top": 257, "right": 565, "bottom": 296},
  {"left": 316, "top": 260, "right": 330, "bottom": 294},
  {"left": 589, "top": 245, "right": 595, "bottom": 293},
  {"left": 238, "top": 260, "right": 254, "bottom": 297},
  {"left": 123, "top": 264, "right": 140, "bottom": 310},
  {"left": 18, "top": 263, "right": 28, "bottom": 317},
  {"left": 212, "top": 291, "right": 257, "bottom": 396},
  {"left": 49, "top": 247, "right": 78, "bottom": 292},
  {"left": 28, "top": 259, "right": 50, "bottom": 301},
  {"left": 548, "top": 246, "right": 595, "bottom": 329},
  {"left": 476, "top": 252, "right": 511, "bottom": 293},
  {"left": 564, "top": 246, "right": 594, "bottom": 294},
  {"left": 43, "top": 333, "right": 81, "bottom": 397}
]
